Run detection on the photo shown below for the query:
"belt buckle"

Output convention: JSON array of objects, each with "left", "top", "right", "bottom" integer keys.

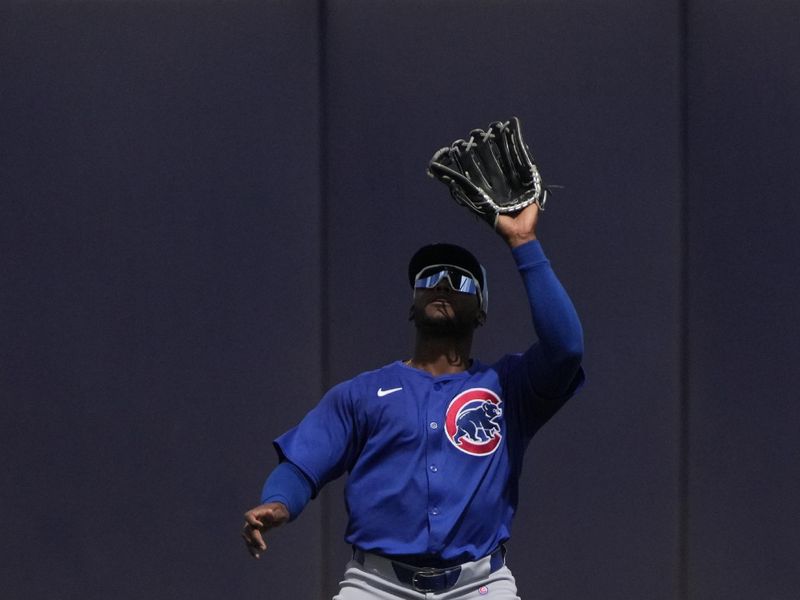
[{"left": 411, "top": 568, "right": 440, "bottom": 593}]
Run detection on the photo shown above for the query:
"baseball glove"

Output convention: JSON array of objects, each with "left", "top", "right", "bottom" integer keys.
[{"left": 427, "top": 116, "right": 547, "bottom": 227}]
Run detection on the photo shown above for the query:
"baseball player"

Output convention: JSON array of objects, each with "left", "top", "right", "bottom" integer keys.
[{"left": 242, "top": 119, "right": 585, "bottom": 598}]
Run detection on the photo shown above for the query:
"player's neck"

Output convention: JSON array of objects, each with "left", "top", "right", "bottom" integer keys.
[{"left": 407, "top": 335, "right": 473, "bottom": 376}]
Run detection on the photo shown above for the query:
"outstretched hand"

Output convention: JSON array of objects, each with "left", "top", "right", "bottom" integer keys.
[
  {"left": 495, "top": 202, "right": 539, "bottom": 248},
  {"left": 241, "top": 502, "right": 290, "bottom": 559}
]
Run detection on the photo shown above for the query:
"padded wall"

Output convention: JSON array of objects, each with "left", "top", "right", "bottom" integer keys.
[
  {"left": 687, "top": 2, "right": 800, "bottom": 598},
  {"left": 2, "top": 1, "right": 798, "bottom": 599},
  {"left": 1, "top": 3, "right": 324, "bottom": 599}
]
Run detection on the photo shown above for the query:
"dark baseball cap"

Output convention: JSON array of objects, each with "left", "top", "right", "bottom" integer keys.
[{"left": 408, "top": 243, "right": 485, "bottom": 291}]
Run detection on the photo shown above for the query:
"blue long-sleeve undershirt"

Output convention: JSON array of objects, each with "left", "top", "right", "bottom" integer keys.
[
  {"left": 260, "top": 460, "right": 314, "bottom": 521},
  {"left": 511, "top": 239, "right": 584, "bottom": 399}
]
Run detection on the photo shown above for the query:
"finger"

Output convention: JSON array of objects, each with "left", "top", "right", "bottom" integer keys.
[
  {"left": 428, "top": 146, "right": 455, "bottom": 176},
  {"left": 241, "top": 520, "right": 267, "bottom": 546},
  {"left": 242, "top": 525, "right": 268, "bottom": 553},
  {"left": 247, "top": 539, "right": 263, "bottom": 559},
  {"left": 472, "top": 126, "right": 514, "bottom": 196},
  {"left": 249, "top": 538, "right": 265, "bottom": 559},
  {"left": 249, "top": 525, "right": 267, "bottom": 550},
  {"left": 243, "top": 512, "right": 264, "bottom": 528},
  {"left": 506, "top": 117, "right": 537, "bottom": 186},
  {"left": 495, "top": 120, "right": 524, "bottom": 190},
  {"left": 487, "top": 121, "right": 515, "bottom": 182},
  {"left": 453, "top": 136, "right": 491, "bottom": 189},
  {"left": 469, "top": 129, "right": 500, "bottom": 179},
  {"left": 430, "top": 161, "right": 474, "bottom": 191}
]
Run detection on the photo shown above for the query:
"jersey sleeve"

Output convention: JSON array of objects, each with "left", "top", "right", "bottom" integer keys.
[
  {"left": 499, "top": 240, "right": 586, "bottom": 438},
  {"left": 498, "top": 350, "right": 585, "bottom": 439},
  {"left": 273, "top": 380, "right": 363, "bottom": 494}
]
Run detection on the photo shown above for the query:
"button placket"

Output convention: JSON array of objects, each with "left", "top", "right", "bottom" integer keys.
[{"left": 426, "top": 379, "right": 450, "bottom": 542}]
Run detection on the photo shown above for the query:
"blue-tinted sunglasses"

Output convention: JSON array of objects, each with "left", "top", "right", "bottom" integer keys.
[{"left": 413, "top": 264, "right": 481, "bottom": 296}]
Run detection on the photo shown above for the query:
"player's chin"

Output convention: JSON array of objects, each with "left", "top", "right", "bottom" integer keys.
[
  {"left": 413, "top": 311, "right": 473, "bottom": 336},
  {"left": 425, "top": 302, "right": 455, "bottom": 319}
]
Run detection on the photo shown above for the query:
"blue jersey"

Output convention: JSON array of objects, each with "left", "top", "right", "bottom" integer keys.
[
  {"left": 273, "top": 241, "right": 584, "bottom": 563},
  {"left": 276, "top": 357, "right": 582, "bottom": 563}
]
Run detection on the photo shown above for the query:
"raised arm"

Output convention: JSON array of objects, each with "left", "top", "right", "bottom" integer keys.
[{"left": 495, "top": 204, "right": 584, "bottom": 399}]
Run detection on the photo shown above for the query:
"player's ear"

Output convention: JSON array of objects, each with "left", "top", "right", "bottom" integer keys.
[{"left": 475, "top": 310, "right": 486, "bottom": 327}]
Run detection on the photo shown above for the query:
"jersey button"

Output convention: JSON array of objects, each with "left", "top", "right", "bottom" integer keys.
[
  {"left": 429, "top": 422, "right": 438, "bottom": 430},
  {"left": 431, "top": 507, "right": 440, "bottom": 516},
  {"left": 429, "top": 464, "right": 438, "bottom": 472}
]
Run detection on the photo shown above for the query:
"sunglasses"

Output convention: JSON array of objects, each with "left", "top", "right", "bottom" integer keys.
[{"left": 413, "top": 264, "right": 481, "bottom": 297}]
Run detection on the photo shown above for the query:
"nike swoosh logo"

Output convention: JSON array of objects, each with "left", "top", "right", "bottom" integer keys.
[{"left": 377, "top": 387, "right": 403, "bottom": 397}]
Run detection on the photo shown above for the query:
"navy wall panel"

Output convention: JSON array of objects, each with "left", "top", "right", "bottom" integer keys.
[
  {"left": 321, "top": 1, "right": 682, "bottom": 598},
  {"left": 4, "top": 1, "right": 799, "bottom": 599},
  {"left": 687, "top": 2, "right": 800, "bottom": 598},
  {"left": 1, "top": 3, "right": 323, "bottom": 599}
]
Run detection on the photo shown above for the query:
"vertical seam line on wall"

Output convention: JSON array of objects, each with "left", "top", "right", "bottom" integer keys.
[
  {"left": 317, "top": 1, "right": 331, "bottom": 599},
  {"left": 678, "top": 0, "right": 690, "bottom": 598}
]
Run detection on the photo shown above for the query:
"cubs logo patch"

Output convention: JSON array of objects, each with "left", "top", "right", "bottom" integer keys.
[{"left": 445, "top": 388, "right": 503, "bottom": 456}]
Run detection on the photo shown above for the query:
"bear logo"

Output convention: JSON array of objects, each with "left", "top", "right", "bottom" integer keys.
[{"left": 445, "top": 388, "right": 503, "bottom": 456}]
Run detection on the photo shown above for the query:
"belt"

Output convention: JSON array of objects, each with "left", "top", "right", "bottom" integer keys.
[{"left": 352, "top": 546, "right": 505, "bottom": 593}]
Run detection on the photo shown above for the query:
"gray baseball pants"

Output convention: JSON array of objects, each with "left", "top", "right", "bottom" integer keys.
[{"left": 332, "top": 551, "right": 522, "bottom": 600}]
